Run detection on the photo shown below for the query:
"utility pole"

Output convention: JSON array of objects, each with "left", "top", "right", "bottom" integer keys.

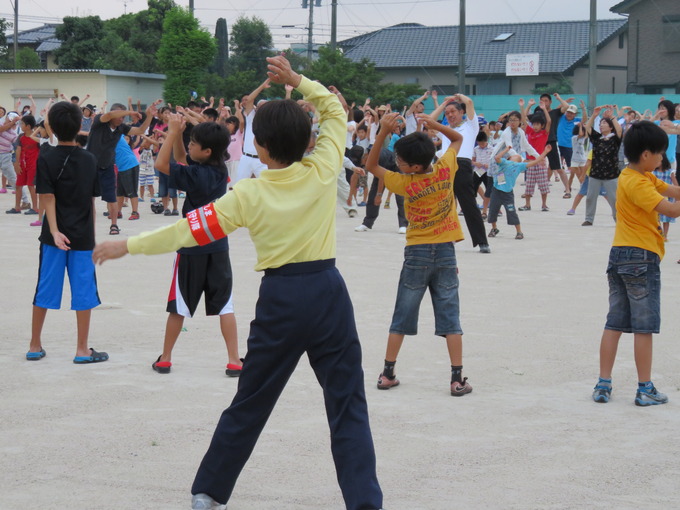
[
  {"left": 458, "top": 0, "right": 466, "bottom": 95},
  {"left": 13, "top": 0, "right": 18, "bottom": 68},
  {"left": 330, "top": 0, "right": 337, "bottom": 52},
  {"left": 189, "top": 0, "right": 194, "bottom": 17},
  {"left": 588, "top": 0, "right": 597, "bottom": 113},
  {"left": 307, "top": 0, "right": 314, "bottom": 61}
]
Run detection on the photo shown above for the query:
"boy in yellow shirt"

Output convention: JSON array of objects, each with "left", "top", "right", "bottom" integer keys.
[
  {"left": 365, "top": 112, "right": 471, "bottom": 396},
  {"left": 593, "top": 121, "right": 680, "bottom": 406},
  {"left": 93, "top": 56, "right": 383, "bottom": 510}
]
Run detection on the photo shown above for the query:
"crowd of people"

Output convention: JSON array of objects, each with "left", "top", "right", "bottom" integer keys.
[{"left": 5, "top": 54, "right": 680, "bottom": 509}]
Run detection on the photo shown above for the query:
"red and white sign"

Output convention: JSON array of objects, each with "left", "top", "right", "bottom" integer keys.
[{"left": 506, "top": 53, "right": 540, "bottom": 76}]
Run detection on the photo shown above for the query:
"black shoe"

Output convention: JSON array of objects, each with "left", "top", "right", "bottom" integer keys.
[
  {"left": 479, "top": 244, "right": 491, "bottom": 253},
  {"left": 152, "top": 355, "right": 172, "bottom": 374}
]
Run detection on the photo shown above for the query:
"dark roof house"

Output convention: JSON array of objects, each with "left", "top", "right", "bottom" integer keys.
[
  {"left": 611, "top": 0, "right": 680, "bottom": 93},
  {"left": 6, "top": 24, "right": 62, "bottom": 69},
  {"left": 339, "top": 19, "right": 628, "bottom": 95}
]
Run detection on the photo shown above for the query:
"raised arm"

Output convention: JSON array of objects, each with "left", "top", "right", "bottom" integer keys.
[
  {"left": 419, "top": 113, "right": 462, "bottom": 154},
  {"left": 155, "top": 113, "right": 186, "bottom": 174},
  {"left": 407, "top": 91, "right": 429, "bottom": 115},
  {"left": 129, "top": 99, "right": 162, "bottom": 136},
  {"left": 585, "top": 106, "right": 602, "bottom": 136},
  {"left": 366, "top": 113, "right": 401, "bottom": 180},
  {"left": 244, "top": 78, "right": 271, "bottom": 115},
  {"left": 553, "top": 93, "right": 572, "bottom": 113},
  {"left": 539, "top": 102, "right": 552, "bottom": 133}
]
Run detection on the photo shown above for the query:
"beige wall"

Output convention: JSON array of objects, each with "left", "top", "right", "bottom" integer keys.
[
  {"left": 104, "top": 76, "right": 165, "bottom": 107},
  {"left": 0, "top": 72, "right": 165, "bottom": 116}
]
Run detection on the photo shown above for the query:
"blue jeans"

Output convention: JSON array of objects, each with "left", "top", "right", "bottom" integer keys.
[
  {"left": 389, "top": 242, "right": 463, "bottom": 337},
  {"left": 605, "top": 246, "right": 661, "bottom": 334}
]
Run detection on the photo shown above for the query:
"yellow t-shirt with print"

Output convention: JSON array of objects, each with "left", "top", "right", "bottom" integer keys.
[
  {"left": 613, "top": 167, "right": 669, "bottom": 259},
  {"left": 383, "top": 147, "right": 464, "bottom": 246}
]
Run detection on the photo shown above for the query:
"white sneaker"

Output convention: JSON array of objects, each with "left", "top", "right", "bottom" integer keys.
[
  {"left": 354, "top": 224, "right": 370, "bottom": 232},
  {"left": 191, "top": 493, "right": 225, "bottom": 509},
  {"left": 397, "top": 226, "right": 407, "bottom": 234},
  {"left": 348, "top": 209, "right": 357, "bottom": 218}
]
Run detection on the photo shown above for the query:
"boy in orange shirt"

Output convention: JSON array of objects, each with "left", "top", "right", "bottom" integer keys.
[
  {"left": 365, "top": 112, "right": 471, "bottom": 396},
  {"left": 593, "top": 121, "right": 680, "bottom": 406}
]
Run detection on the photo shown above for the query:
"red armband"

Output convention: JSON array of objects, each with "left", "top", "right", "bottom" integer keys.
[{"left": 186, "top": 203, "right": 227, "bottom": 246}]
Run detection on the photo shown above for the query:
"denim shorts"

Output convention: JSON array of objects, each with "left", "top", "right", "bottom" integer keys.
[
  {"left": 605, "top": 246, "right": 661, "bottom": 334},
  {"left": 389, "top": 242, "right": 463, "bottom": 337}
]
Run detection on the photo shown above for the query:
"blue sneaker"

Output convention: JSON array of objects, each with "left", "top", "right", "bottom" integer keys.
[
  {"left": 635, "top": 385, "right": 668, "bottom": 407},
  {"left": 592, "top": 379, "right": 612, "bottom": 403}
]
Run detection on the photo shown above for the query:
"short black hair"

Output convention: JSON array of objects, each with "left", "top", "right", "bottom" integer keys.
[
  {"left": 530, "top": 112, "right": 546, "bottom": 127},
  {"left": 348, "top": 145, "right": 365, "bottom": 166},
  {"left": 225, "top": 115, "right": 240, "bottom": 131},
  {"left": 540, "top": 93, "right": 552, "bottom": 102},
  {"left": 357, "top": 124, "right": 368, "bottom": 133},
  {"left": 394, "top": 131, "right": 435, "bottom": 168},
  {"left": 48, "top": 101, "right": 82, "bottom": 142},
  {"left": 252, "top": 99, "right": 311, "bottom": 165},
  {"left": 70, "top": 96, "right": 79, "bottom": 102},
  {"left": 623, "top": 121, "right": 668, "bottom": 163},
  {"left": 203, "top": 108, "right": 218, "bottom": 121},
  {"left": 110, "top": 103, "right": 126, "bottom": 111},
  {"left": 476, "top": 131, "right": 488, "bottom": 143},
  {"left": 191, "top": 121, "right": 230, "bottom": 167},
  {"left": 508, "top": 110, "right": 521, "bottom": 120},
  {"left": 21, "top": 114, "right": 36, "bottom": 130},
  {"left": 186, "top": 100, "right": 200, "bottom": 109},
  {"left": 352, "top": 109, "right": 364, "bottom": 123}
]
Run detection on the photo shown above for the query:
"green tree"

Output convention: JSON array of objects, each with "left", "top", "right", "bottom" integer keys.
[
  {"left": 531, "top": 77, "right": 573, "bottom": 95},
  {"left": 15, "top": 47, "right": 41, "bottom": 69},
  {"left": 0, "top": 18, "right": 10, "bottom": 68},
  {"left": 229, "top": 16, "right": 274, "bottom": 76},
  {"left": 54, "top": 16, "right": 106, "bottom": 69},
  {"left": 305, "top": 47, "right": 385, "bottom": 105},
  {"left": 212, "top": 17, "right": 229, "bottom": 78},
  {"left": 157, "top": 7, "right": 216, "bottom": 105}
]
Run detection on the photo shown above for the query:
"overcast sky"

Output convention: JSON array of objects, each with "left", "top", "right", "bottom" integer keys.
[{"left": 6, "top": 0, "right": 626, "bottom": 48}]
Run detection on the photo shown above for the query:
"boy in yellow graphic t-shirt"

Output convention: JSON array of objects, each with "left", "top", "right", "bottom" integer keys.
[
  {"left": 593, "top": 121, "right": 680, "bottom": 407},
  {"left": 365, "top": 112, "right": 471, "bottom": 396}
]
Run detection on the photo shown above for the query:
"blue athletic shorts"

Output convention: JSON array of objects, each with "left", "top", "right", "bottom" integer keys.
[
  {"left": 605, "top": 246, "right": 660, "bottom": 334},
  {"left": 33, "top": 244, "right": 101, "bottom": 311}
]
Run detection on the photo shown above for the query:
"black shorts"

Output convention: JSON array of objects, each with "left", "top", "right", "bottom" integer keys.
[
  {"left": 546, "top": 144, "right": 561, "bottom": 170},
  {"left": 116, "top": 166, "right": 139, "bottom": 198},
  {"left": 98, "top": 166, "right": 116, "bottom": 203},
  {"left": 167, "top": 250, "right": 233, "bottom": 317},
  {"left": 558, "top": 146, "right": 573, "bottom": 168}
]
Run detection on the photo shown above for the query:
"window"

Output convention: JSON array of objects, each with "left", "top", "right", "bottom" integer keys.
[
  {"left": 663, "top": 15, "right": 680, "bottom": 53},
  {"left": 618, "top": 33, "right": 625, "bottom": 49},
  {"left": 492, "top": 32, "right": 514, "bottom": 42}
]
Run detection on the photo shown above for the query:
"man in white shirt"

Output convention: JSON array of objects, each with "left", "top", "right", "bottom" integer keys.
[
  {"left": 231, "top": 79, "right": 270, "bottom": 187},
  {"left": 434, "top": 95, "right": 490, "bottom": 253}
]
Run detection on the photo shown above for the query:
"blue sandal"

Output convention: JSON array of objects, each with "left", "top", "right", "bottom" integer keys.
[
  {"left": 73, "top": 348, "right": 109, "bottom": 364},
  {"left": 26, "top": 348, "right": 46, "bottom": 361}
]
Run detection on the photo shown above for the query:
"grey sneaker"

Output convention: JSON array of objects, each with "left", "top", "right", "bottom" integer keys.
[
  {"left": 592, "top": 380, "right": 612, "bottom": 403},
  {"left": 191, "top": 493, "right": 224, "bottom": 509},
  {"left": 635, "top": 385, "right": 668, "bottom": 407}
]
